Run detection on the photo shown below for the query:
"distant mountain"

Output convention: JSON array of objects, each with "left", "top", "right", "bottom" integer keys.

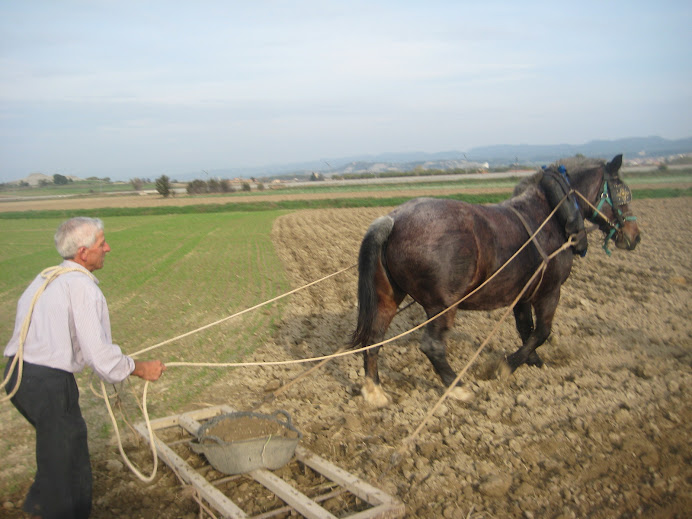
[
  {"left": 254, "top": 136, "right": 692, "bottom": 179},
  {"left": 467, "top": 136, "right": 692, "bottom": 166},
  {"left": 247, "top": 136, "right": 691, "bottom": 179},
  {"left": 187, "top": 150, "right": 468, "bottom": 181},
  {"left": 8, "top": 136, "right": 689, "bottom": 184},
  {"left": 164, "top": 136, "right": 692, "bottom": 182}
]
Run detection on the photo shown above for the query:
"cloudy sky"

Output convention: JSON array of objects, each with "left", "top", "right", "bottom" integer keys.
[{"left": 1, "top": 0, "right": 690, "bottom": 182}]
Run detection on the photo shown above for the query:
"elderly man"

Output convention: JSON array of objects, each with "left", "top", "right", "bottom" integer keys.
[{"left": 3, "top": 217, "right": 166, "bottom": 519}]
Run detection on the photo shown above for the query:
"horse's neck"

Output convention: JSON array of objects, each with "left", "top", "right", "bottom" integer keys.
[
  {"left": 507, "top": 188, "right": 548, "bottom": 214},
  {"left": 572, "top": 167, "right": 604, "bottom": 213}
]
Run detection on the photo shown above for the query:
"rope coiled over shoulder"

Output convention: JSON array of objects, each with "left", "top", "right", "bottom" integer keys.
[{"left": 2, "top": 266, "right": 96, "bottom": 402}]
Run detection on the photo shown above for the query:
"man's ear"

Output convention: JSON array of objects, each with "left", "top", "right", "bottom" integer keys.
[{"left": 74, "top": 246, "right": 87, "bottom": 261}]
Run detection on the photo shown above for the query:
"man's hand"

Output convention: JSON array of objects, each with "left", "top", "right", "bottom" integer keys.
[{"left": 132, "top": 360, "right": 166, "bottom": 381}]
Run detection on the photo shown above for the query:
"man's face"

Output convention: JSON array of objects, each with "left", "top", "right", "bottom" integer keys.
[{"left": 80, "top": 230, "right": 111, "bottom": 271}]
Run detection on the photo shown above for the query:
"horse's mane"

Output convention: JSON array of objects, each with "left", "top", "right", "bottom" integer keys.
[{"left": 513, "top": 156, "right": 606, "bottom": 197}]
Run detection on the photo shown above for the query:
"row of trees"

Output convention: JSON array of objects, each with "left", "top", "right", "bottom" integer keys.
[
  {"left": 187, "top": 178, "right": 239, "bottom": 194},
  {"left": 153, "top": 175, "right": 265, "bottom": 198}
]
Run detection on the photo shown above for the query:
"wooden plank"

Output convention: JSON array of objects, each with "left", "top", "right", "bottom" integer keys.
[
  {"left": 134, "top": 422, "right": 249, "bottom": 519},
  {"left": 146, "top": 413, "right": 180, "bottom": 430},
  {"left": 250, "top": 469, "right": 337, "bottom": 519},
  {"left": 177, "top": 404, "right": 238, "bottom": 435},
  {"left": 346, "top": 503, "right": 407, "bottom": 519},
  {"left": 178, "top": 414, "right": 202, "bottom": 436},
  {"left": 295, "top": 446, "right": 399, "bottom": 506},
  {"left": 250, "top": 488, "right": 347, "bottom": 519},
  {"left": 146, "top": 404, "right": 228, "bottom": 432},
  {"left": 184, "top": 405, "right": 235, "bottom": 421}
]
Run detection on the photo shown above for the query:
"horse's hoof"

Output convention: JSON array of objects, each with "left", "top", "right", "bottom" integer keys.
[
  {"left": 494, "top": 359, "right": 513, "bottom": 380},
  {"left": 449, "top": 386, "right": 474, "bottom": 402},
  {"left": 361, "top": 379, "right": 390, "bottom": 407},
  {"left": 526, "top": 351, "right": 544, "bottom": 368}
]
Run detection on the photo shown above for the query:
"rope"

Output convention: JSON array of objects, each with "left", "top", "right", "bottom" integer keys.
[
  {"left": 5, "top": 190, "right": 593, "bottom": 485},
  {"left": 1, "top": 266, "right": 96, "bottom": 402},
  {"left": 155, "top": 195, "right": 570, "bottom": 372},
  {"left": 129, "top": 265, "right": 355, "bottom": 358},
  {"left": 254, "top": 299, "right": 416, "bottom": 409},
  {"left": 114, "top": 196, "right": 575, "bottom": 483},
  {"left": 574, "top": 189, "right": 617, "bottom": 229},
  {"left": 102, "top": 265, "right": 359, "bottom": 482},
  {"left": 397, "top": 237, "right": 575, "bottom": 455},
  {"left": 102, "top": 379, "right": 159, "bottom": 482}
]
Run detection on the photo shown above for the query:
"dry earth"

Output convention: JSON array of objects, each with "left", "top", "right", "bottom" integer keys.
[{"left": 2, "top": 196, "right": 691, "bottom": 518}]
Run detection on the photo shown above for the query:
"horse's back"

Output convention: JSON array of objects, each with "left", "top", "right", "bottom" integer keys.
[
  {"left": 385, "top": 198, "right": 499, "bottom": 307},
  {"left": 388, "top": 197, "right": 505, "bottom": 249},
  {"left": 383, "top": 196, "right": 554, "bottom": 311}
]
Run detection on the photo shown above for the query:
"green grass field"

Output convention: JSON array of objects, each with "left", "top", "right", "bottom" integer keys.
[{"left": 0, "top": 211, "right": 291, "bottom": 413}]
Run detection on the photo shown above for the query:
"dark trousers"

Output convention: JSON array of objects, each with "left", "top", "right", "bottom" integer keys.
[{"left": 4, "top": 359, "right": 92, "bottom": 519}]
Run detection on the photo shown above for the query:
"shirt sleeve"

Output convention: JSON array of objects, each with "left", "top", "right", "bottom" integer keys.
[{"left": 70, "top": 278, "right": 135, "bottom": 384}]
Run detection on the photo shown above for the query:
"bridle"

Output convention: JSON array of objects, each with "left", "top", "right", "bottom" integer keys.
[{"left": 584, "top": 169, "right": 637, "bottom": 255}]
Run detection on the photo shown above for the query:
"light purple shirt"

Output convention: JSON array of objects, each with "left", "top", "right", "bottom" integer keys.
[{"left": 4, "top": 260, "right": 135, "bottom": 384}]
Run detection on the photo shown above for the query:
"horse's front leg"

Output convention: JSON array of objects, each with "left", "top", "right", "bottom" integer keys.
[
  {"left": 513, "top": 302, "right": 544, "bottom": 368},
  {"left": 502, "top": 291, "right": 559, "bottom": 375},
  {"left": 420, "top": 312, "right": 474, "bottom": 402}
]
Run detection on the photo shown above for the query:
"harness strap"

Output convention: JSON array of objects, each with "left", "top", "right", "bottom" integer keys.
[
  {"left": 508, "top": 206, "right": 549, "bottom": 263},
  {"left": 507, "top": 206, "right": 548, "bottom": 301}
]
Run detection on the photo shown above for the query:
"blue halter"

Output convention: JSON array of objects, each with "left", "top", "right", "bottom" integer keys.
[{"left": 590, "top": 176, "right": 637, "bottom": 256}]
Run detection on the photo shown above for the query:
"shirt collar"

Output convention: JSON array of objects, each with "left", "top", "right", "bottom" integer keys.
[{"left": 61, "top": 259, "right": 100, "bottom": 284}]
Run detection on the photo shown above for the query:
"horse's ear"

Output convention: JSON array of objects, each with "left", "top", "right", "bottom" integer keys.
[{"left": 606, "top": 154, "right": 623, "bottom": 174}]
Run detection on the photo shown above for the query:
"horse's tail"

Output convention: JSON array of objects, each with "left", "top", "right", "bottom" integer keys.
[{"left": 351, "top": 215, "right": 395, "bottom": 349}]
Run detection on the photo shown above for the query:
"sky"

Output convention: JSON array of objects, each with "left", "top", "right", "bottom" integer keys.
[{"left": 1, "top": 0, "right": 690, "bottom": 183}]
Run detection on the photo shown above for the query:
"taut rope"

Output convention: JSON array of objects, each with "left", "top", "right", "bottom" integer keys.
[
  {"left": 397, "top": 236, "right": 576, "bottom": 456},
  {"left": 130, "top": 265, "right": 355, "bottom": 358},
  {"left": 114, "top": 195, "right": 576, "bottom": 482}
]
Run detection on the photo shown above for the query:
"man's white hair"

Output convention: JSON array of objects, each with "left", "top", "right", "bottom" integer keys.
[{"left": 54, "top": 217, "right": 104, "bottom": 259}]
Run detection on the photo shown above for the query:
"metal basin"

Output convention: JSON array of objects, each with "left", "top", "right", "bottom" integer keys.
[{"left": 191, "top": 410, "right": 302, "bottom": 475}]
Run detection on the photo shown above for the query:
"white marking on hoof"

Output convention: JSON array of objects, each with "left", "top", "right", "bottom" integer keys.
[
  {"left": 495, "top": 358, "right": 513, "bottom": 380},
  {"left": 449, "top": 386, "right": 474, "bottom": 402},
  {"left": 361, "top": 378, "right": 390, "bottom": 407}
]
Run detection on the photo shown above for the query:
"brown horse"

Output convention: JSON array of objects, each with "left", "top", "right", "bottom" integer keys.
[{"left": 351, "top": 154, "right": 641, "bottom": 407}]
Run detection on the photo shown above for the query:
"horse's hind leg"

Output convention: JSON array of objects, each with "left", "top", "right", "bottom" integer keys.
[
  {"left": 361, "top": 289, "right": 403, "bottom": 407},
  {"left": 362, "top": 346, "right": 387, "bottom": 407},
  {"left": 513, "top": 302, "right": 544, "bottom": 368}
]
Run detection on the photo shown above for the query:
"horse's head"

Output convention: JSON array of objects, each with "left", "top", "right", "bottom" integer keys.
[{"left": 586, "top": 154, "right": 641, "bottom": 253}]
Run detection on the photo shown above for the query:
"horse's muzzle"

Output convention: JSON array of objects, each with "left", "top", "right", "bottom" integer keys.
[{"left": 615, "top": 228, "right": 641, "bottom": 250}]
